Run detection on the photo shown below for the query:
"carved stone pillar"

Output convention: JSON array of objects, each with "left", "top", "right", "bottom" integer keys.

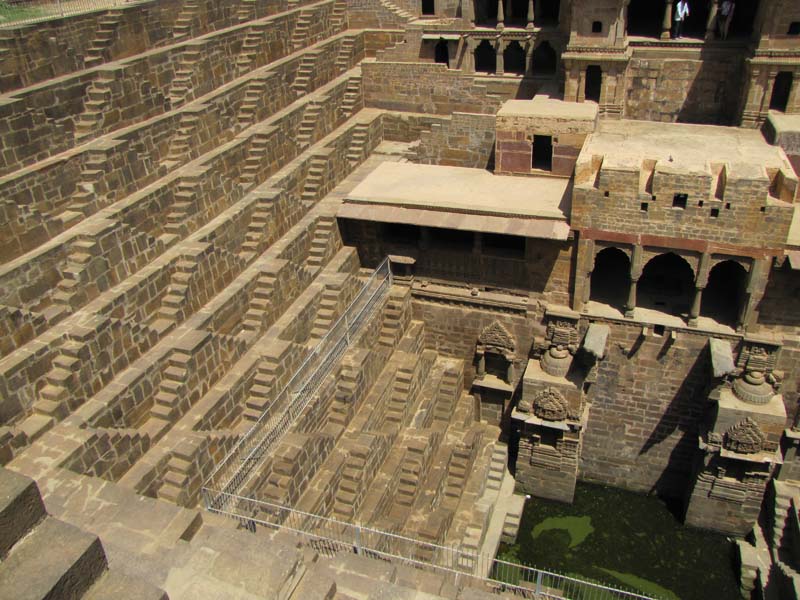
[
  {"left": 496, "top": 40, "right": 505, "bottom": 75},
  {"left": 524, "top": 39, "right": 534, "bottom": 75},
  {"left": 661, "top": 0, "right": 673, "bottom": 40},
  {"left": 689, "top": 252, "right": 711, "bottom": 326},
  {"left": 464, "top": 37, "right": 476, "bottom": 73},
  {"left": 465, "top": 0, "right": 475, "bottom": 24},
  {"left": 497, "top": 0, "right": 504, "bottom": 29},
  {"left": 625, "top": 277, "right": 637, "bottom": 318},
  {"left": 526, "top": 0, "right": 534, "bottom": 29},
  {"left": 705, "top": 0, "right": 719, "bottom": 40},
  {"left": 688, "top": 286, "right": 704, "bottom": 326}
]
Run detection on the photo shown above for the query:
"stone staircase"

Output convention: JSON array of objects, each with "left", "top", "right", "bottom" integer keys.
[
  {"left": 84, "top": 10, "right": 124, "bottom": 69},
  {"left": 150, "top": 351, "right": 191, "bottom": 422},
  {"left": 168, "top": 46, "right": 202, "bottom": 108},
  {"left": 433, "top": 363, "right": 463, "bottom": 423},
  {"left": 156, "top": 256, "right": 199, "bottom": 323},
  {"left": 299, "top": 157, "right": 327, "bottom": 204},
  {"left": 52, "top": 237, "right": 101, "bottom": 310},
  {"left": 172, "top": 0, "right": 200, "bottom": 39},
  {"left": 485, "top": 443, "right": 507, "bottom": 493},
  {"left": 237, "top": 76, "right": 269, "bottom": 128},
  {"left": 306, "top": 216, "right": 337, "bottom": 269},
  {"left": 330, "top": 0, "right": 348, "bottom": 29},
  {"left": 237, "top": 0, "right": 258, "bottom": 23},
  {"left": 162, "top": 111, "right": 201, "bottom": 168},
  {"left": 240, "top": 272, "right": 278, "bottom": 335},
  {"left": 59, "top": 150, "right": 109, "bottom": 224},
  {"left": 291, "top": 54, "right": 316, "bottom": 97},
  {"left": 75, "top": 75, "right": 114, "bottom": 143},
  {"left": 236, "top": 26, "right": 266, "bottom": 76},
  {"left": 340, "top": 75, "right": 362, "bottom": 120},
  {"left": 346, "top": 123, "right": 370, "bottom": 166},
  {"left": 239, "top": 196, "right": 276, "bottom": 260},
  {"left": 335, "top": 36, "right": 356, "bottom": 73},
  {"left": 0, "top": 468, "right": 167, "bottom": 600},
  {"left": 242, "top": 355, "right": 281, "bottom": 421},
  {"left": 240, "top": 133, "right": 271, "bottom": 187},
  {"left": 291, "top": 10, "right": 313, "bottom": 51},
  {"left": 164, "top": 177, "right": 200, "bottom": 241},
  {"left": 30, "top": 339, "right": 86, "bottom": 424},
  {"left": 309, "top": 286, "right": 342, "bottom": 341},
  {"left": 296, "top": 102, "right": 321, "bottom": 148},
  {"left": 377, "top": 0, "right": 415, "bottom": 23}
]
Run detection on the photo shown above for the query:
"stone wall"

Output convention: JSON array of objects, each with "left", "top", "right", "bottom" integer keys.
[
  {"left": 624, "top": 49, "right": 745, "bottom": 124},
  {"left": 415, "top": 112, "right": 496, "bottom": 169},
  {"left": 362, "top": 60, "right": 503, "bottom": 114}
]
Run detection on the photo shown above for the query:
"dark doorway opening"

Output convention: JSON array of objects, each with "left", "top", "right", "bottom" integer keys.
[
  {"left": 770, "top": 72, "right": 793, "bottom": 112},
  {"left": 434, "top": 39, "right": 449, "bottom": 66},
  {"left": 627, "top": 0, "right": 666, "bottom": 38},
  {"left": 474, "top": 40, "right": 496, "bottom": 74},
  {"left": 701, "top": 260, "right": 747, "bottom": 327},
  {"left": 476, "top": 0, "right": 498, "bottom": 25},
  {"left": 728, "top": 0, "right": 759, "bottom": 38},
  {"left": 422, "top": 0, "right": 435, "bottom": 15},
  {"left": 585, "top": 65, "right": 602, "bottom": 103},
  {"left": 638, "top": 253, "right": 695, "bottom": 317},
  {"left": 682, "top": 0, "right": 710, "bottom": 38},
  {"left": 531, "top": 41, "right": 557, "bottom": 75},
  {"left": 590, "top": 248, "right": 630, "bottom": 311},
  {"left": 532, "top": 135, "right": 553, "bottom": 171},
  {"left": 504, "top": 41, "right": 526, "bottom": 75},
  {"left": 535, "top": 0, "right": 559, "bottom": 26},
  {"left": 510, "top": 0, "right": 528, "bottom": 25}
]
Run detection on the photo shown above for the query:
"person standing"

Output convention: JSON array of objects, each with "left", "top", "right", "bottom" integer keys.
[
  {"left": 674, "top": 0, "right": 690, "bottom": 39},
  {"left": 718, "top": 0, "right": 734, "bottom": 39}
]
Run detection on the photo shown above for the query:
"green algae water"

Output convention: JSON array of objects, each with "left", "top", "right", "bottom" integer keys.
[{"left": 496, "top": 482, "right": 739, "bottom": 600}]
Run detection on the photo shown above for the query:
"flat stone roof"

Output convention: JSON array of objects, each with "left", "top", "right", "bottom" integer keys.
[
  {"left": 497, "top": 97, "right": 598, "bottom": 122},
  {"left": 339, "top": 162, "right": 571, "bottom": 240},
  {"left": 580, "top": 120, "right": 792, "bottom": 177}
]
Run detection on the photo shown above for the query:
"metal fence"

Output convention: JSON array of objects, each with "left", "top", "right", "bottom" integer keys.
[
  {"left": 0, "top": 0, "right": 125, "bottom": 28},
  {"left": 202, "top": 257, "right": 393, "bottom": 510},
  {"left": 201, "top": 490, "right": 659, "bottom": 600}
]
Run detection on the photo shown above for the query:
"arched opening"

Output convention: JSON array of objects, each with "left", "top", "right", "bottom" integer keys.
[
  {"left": 421, "top": 0, "right": 435, "bottom": 15},
  {"left": 475, "top": 0, "right": 498, "bottom": 25},
  {"left": 474, "top": 40, "right": 496, "bottom": 74},
  {"left": 531, "top": 41, "right": 557, "bottom": 76},
  {"left": 434, "top": 39, "right": 449, "bottom": 66},
  {"left": 728, "top": 0, "right": 759, "bottom": 38},
  {"left": 503, "top": 41, "right": 526, "bottom": 75},
  {"left": 627, "top": 0, "right": 666, "bottom": 38},
  {"left": 701, "top": 260, "right": 747, "bottom": 327},
  {"left": 770, "top": 72, "right": 793, "bottom": 112},
  {"left": 590, "top": 248, "right": 630, "bottom": 311},
  {"left": 585, "top": 65, "right": 602, "bottom": 103},
  {"left": 638, "top": 253, "right": 695, "bottom": 317},
  {"left": 535, "top": 0, "right": 559, "bottom": 26}
]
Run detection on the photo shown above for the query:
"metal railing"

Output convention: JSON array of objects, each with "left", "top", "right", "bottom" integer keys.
[
  {"left": 200, "top": 490, "right": 659, "bottom": 600},
  {"left": 202, "top": 257, "right": 393, "bottom": 510},
  {"left": 0, "top": 0, "right": 126, "bottom": 27}
]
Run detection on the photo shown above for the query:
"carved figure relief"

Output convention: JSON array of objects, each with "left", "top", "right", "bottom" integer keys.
[
  {"left": 532, "top": 387, "right": 569, "bottom": 421},
  {"left": 724, "top": 417, "right": 766, "bottom": 454},
  {"left": 737, "top": 343, "right": 777, "bottom": 375}
]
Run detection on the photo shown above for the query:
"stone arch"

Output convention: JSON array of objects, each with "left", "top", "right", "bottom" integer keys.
[
  {"left": 701, "top": 259, "right": 748, "bottom": 327},
  {"left": 590, "top": 247, "right": 630, "bottom": 311},
  {"left": 503, "top": 41, "right": 526, "bottom": 75},
  {"left": 531, "top": 41, "right": 557, "bottom": 76},
  {"left": 477, "top": 321, "right": 516, "bottom": 382},
  {"left": 474, "top": 40, "right": 496, "bottom": 74},
  {"left": 638, "top": 252, "right": 695, "bottom": 316}
]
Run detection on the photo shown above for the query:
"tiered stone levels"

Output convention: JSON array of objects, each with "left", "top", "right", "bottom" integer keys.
[{"left": 0, "top": 2, "right": 516, "bottom": 597}]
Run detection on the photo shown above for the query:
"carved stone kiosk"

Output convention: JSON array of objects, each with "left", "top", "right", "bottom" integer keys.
[
  {"left": 512, "top": 308, "right": 609, "bottom": 503},
  {"left": 472, "top": 321, "right": 517, "bottom": 427},
  {"left": 685, "top": 338, "right": 786, "bottom": 536}
]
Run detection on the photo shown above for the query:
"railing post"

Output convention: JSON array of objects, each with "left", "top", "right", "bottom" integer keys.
[
  {"left": 535, "top": 570, "right": 543, "bottom": 594},
  {"left": 354, "top": 524, "right": 362, "bottom": 555}
]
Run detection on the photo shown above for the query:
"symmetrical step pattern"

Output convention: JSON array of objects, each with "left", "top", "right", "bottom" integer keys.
[
  {"left": 300, "top": 158, "right": 327, "bottom": 205},
  {"left": 236, "top": 0, "right": 257, "bottom": 23},
  {"left": 239, "top": 134, "right": 271, "bottom": 187},
  {"left": 151, "top": 352, "right": 191, "bottom": 422},
  {"left": 296, "top": 102, "right": 322, "bottom": 148},
  {"left": 52, "top": 238, "right": 102, "bottom": 310},
  {"left": 173, "top": 0, "right": 200, "bottom": 39},
  {"left": 162, "top": 111, "right": 201, "bottom": 167},
  {"left": 60, "top": 150, "right": 109, "bottom": 223},
  {"left": 309, "top": 286, "right": 341, "bottom": 341},
  {"left": 331, "top": 0, "right": 348, "bottom": 29},
  {"left": 236, "top": 26, "right": 265, "bottom": 76},
  {"left": 75, "top": 76, "right": 114, "bottom": 143},
  {"left": 346, "top": 123, "right": 370, "bottom": 165},
  {"left": 340, "top": 75, "right": 362, "bottom": 120},
  {"left": 239, "top": 197, "right": 276, "bottom": 260},
  {"left": 237, "top": 76, "right": 268, "bottom": 128},
  {"left": 240, "top": 273, "right": 278, "bottom": 336},
  {"left": 164, "top": 178, "right": 200, "bottom": 240},
  {"left": 168, "top": 47, "right": 202, "bottom": 108},
  {"left": 291, "top": 54, "right": 316, "bottom": 97},
  {"left": 83, "top": 10, "right": 124, "bottom": 69},
  {"left": 156, "top": 258, "right": 199, "bottom": 323},
  {"left": 291, "top": 10, "right": 313, "bottom": 51},
  {"left": 335, "top": 36, "right": 355, "bottom": 73}
]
